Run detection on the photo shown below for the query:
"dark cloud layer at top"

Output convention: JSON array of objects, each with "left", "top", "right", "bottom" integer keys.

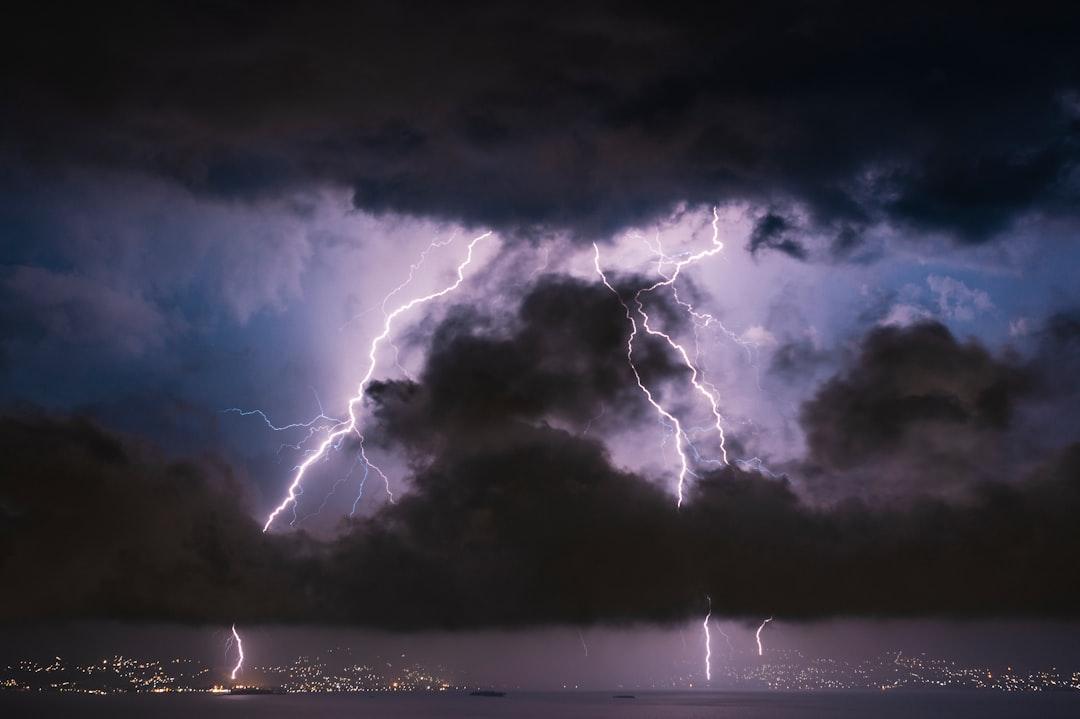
[{"left": 3, "top": 2, "right": 1080, "bottom": 246}]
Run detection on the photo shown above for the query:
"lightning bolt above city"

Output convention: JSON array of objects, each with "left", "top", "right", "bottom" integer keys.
[
  {"left": 260, "top": 231, "right": 493, "bottom": 532},
  {"left": 756, "top": 617, "right": 774, "bottom": 657},
  {"left": 229, "top": 625, "right": 244, "bottom": 682},
  {"left": 703, "top": 595, "right": 713, "bottom": 681}
]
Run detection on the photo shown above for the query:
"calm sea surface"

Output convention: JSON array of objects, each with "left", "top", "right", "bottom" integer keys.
[{"left": 2, "top": 690, "right": 1078, "bottom": 718}]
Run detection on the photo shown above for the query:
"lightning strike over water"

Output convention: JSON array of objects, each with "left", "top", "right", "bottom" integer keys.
[
  {"left": 716, "top": 624, "right": 735, "bottom": 655},
  {"left": 703, "top": 595, "right": 713, "bottom": 681},
  {"left": 262, "top": 231, "right": 492, "bottom": 532},
  {"left": 576, "top": 629, "right": 589, "bottom": 658},
  {"left": 756, "top": 616, "right": 774, "bottom": 657},
  {"left": 229, "top": 624, "right": 244, "bottom": 681}
]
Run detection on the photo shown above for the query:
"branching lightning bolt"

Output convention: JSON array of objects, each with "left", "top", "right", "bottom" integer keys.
[
  {"left": 593, "top": 208, "right": 733, "bottom": 506},
  {"left": 631, "top": 208, "right": 731, "bottom": 476},
  {"left": 262, "top": 231, "right": 492, "bottom": 532},
  {"left": 339, "top": 231, "right": 458, "bottom": 333},
  {"left": 222, "top": 406, "right": 342, "bottom": 433},
  {"left": 380, "top": 232, "right": 459, "bottom": 380},
  {"left": 755, "top": 616, "right": 773, "bottom": 657},
  {"left": 593, "top": 245, "right": 693, "bottom": 505},
  {"left": 595, "top": 208, "right": 781, "bottom": 505},
  {"left": 229, "top": 624, "right": 244, "bottom": 681}
]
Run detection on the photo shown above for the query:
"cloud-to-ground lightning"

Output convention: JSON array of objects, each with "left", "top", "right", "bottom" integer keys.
[
  {"left": 702, "top": 595, "right": 713, "bottom": 681},
  {"left": 716, "top": 624, "right": 735, "bottom": 655},
  {"left": 755, "top": 616, "right": 773, "bottom": 657},
  {"left": 262, "top": 231, "right": 492, "bottom": 532},
  {"left": 229, "top": 624, "right": 244, "bottom": 681}
]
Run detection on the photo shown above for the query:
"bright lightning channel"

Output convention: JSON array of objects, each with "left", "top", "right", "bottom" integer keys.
[
  {"left": 632, "top": 208, "right": 731, "bottom": 477},
  {"left": 593, "top": 245, "right": 693, "bottom": 505},
  {"left": 755, "top": 616, "right": 773, "bottom": 657},
  {"left": 702, "top": 595, "right": 713, "bottom": 681},
  {"left": 592, "top": 208, "right": 731, "bottom": 506},
  {"left": 229, "top": 624, "right": 244, "bottom": 681},
  {"left": 262, "top": 231, "right": 492, "bottom": 532}
]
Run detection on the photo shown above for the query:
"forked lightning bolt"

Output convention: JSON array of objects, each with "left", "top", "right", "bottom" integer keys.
[
  {"left": 262, "top": 231, "right": 492, "bottom": 532},
  {"left": 229, "top": 624, "right": 244, "bottom": 681},
  {"left": 594, "top": 246, "right": 692, "bottom": 505},
  {"left": 633, "top": 208, "right": 731, "bottom": 474},
  {"left": 592, "top": 208, "right": 731, "bottom": 506}
]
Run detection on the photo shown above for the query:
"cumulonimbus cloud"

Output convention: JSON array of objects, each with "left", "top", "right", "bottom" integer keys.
[{"left": 4, "top": 281, "right": 1080, "bottom": 628}]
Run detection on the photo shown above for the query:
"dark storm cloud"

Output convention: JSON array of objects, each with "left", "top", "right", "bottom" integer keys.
[
  {"left": 1039, "top": 310, "right": 1080, "bottom": 360},
  {"left": 0, "top": 412, "right": 314, "bottom": 622},
  {"left": 368, "top": 273, "right": 689, "bottom": 446},
  {"left": 3, "top": 2, "right": 1080, "bottom": 245},
  {"left": 796, "top": 321, "right": 1034, "bottom": 500},
  {"left": 6, "top": 287, "right": 1080, "bottom": 627},
  {"left": 326, "top": 424, "right": 695, "bottom": 627},
  {"left": 6, "top": 412, "right": 1080, "bottom": 627},
  {"left": 801, "top": 322, "right": 1029, "bottom": 470},
  {"left": 747, "top": 212, "right": 807, "bottom": 260},
  {"left": 1022, "top": 310, "right": 1080, "bottom": 444}
]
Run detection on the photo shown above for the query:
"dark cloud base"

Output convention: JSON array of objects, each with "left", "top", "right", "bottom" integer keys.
[{"left": 2, "top": 412, "right": 1079, "bottom": 628}]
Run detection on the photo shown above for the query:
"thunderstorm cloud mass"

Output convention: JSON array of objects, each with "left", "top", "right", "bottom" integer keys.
[{"left": 3, "top": 1, "right": 1080, "bottom": 695}]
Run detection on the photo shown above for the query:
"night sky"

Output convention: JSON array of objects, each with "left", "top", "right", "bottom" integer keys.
[{"left": 3, "top": 1, "right": 1080, "bottom": 679}]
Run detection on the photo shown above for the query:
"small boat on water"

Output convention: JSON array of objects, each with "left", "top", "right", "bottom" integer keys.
[{"left": 469, "top": 690, "right": 507, "bottom": 697}]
